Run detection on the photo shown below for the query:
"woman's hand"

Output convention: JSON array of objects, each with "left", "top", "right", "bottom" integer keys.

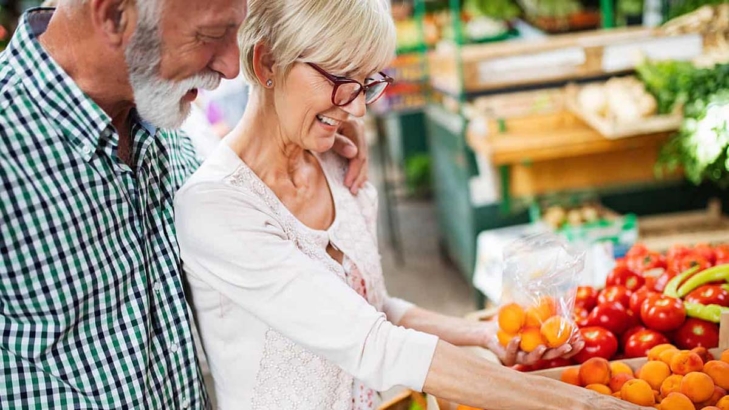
[
  {"left": 480, "top": 319, "right": 585, "bottom": 367},
  {"left": 331, "top": 118, "right": 368, "bottom": 195}
]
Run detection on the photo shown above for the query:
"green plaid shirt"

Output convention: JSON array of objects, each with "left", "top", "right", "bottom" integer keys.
[{"left": 0, "top": 9, "right": 208, "bottom": 409}]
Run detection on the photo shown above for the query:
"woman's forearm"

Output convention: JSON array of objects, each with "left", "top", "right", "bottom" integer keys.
[
  {"left": 423, "top": 341, "right": 650, "bottom": 410},
  {"left": 398, "top": 306, "right": 491, "bottom": 347}
]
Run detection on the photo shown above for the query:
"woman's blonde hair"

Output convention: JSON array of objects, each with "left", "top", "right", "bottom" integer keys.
[{"left": 238, "top": 0, "right": 396, "bottom": 87}]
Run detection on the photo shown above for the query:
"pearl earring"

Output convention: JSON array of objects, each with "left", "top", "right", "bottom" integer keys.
[{"left": 266, "top": 79, "right": 273, "bottom": 87}]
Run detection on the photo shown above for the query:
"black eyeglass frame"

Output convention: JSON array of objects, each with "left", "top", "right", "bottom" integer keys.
[{"left": 306, "top": 63, "right": 393, "bottom": 106}]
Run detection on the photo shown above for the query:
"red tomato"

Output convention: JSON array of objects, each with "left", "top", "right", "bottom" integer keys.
[
  {"left": 667, "top": 244, "right": 692, "bottom": 270},
  {"left": 511, "top": 364, "right": 533, "bottom": 372},
  {"left": 625, "top": 309, "right": 641, "bottom": 330},
  {"left": 573, "top": 306, "right": 590, "bottom": 328},
  {"left": 640, "top": 295, "right": 686, "bottom": 332},
  {"left": 588, "top": 302, "right": 629, "bottom": 336},
  {"left": 574, "top": 286, "right": 599, "bottom": 311},
  {"left": 543, "top": 357, "right": 573, "bottom": 369},
  {"left": 573, "top": 326, "right": 619, "bottom": 363},
  {"left": 606, "top": 266, "right": 645, "bottom": 292},
  {"left": 629, "top": 288, "right": 659, "bottom": 315},
  {"left": 693, "top": 243, "right": 716, "bottom": 265},
  {"left": 627, "top": 252, "right": 666, "bottom": 274},
  {"left": 597, "top": 286, "right": 632, "bottom": 309},
  {"left": 652, "top": 270, "right": 679, "bottom": 293},
  {"left": 623, "top": 329, "right": 671, "bottom": 358},
  {"left": 626, "top": 244, "right": 650, "bottom": 258},
  {"left": 676, "top": 254, "right": 711, "bottom": 274},
  {"left": 714, "top": 244, "right": 729, "bottom": 264},
  {"left": 684, "top": 285, "right": 729, "bottom": 307},
  {"left": 673, "top": 318, "right": 720, "bottom": 350},
  {"left": 620, "top": 325, "right": 646, "bottom": 348}
]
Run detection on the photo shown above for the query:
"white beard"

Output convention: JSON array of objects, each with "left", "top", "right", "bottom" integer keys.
[{"left": 131, "top": 71, "right": 221, "bottom": 129}]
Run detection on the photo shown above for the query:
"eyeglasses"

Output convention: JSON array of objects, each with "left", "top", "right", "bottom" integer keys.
[{"left": 306, "top": 63, "right": 393, "bottom": 107}]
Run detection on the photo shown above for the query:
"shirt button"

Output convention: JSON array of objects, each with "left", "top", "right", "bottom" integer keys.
[
  {"left": 170, "top": 342, "right": 179, "bottom": 353},
  {"left": 153, "top": 281, "right": 162, "bottom": 293},
  {"left": 181, "top": 397, "right": 190, "bottom": 409},
  {"left": 82, "top": 144, "right": 93, "bottom": 155}
]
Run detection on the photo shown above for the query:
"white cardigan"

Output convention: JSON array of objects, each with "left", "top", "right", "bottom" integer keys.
[{"left": 174, "top": 144, "right": 438, "bottom": 409}]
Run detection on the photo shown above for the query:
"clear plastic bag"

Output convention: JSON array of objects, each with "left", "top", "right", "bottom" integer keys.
[{"left": 497, "top": 233, "right": 585, "bottom": 350}]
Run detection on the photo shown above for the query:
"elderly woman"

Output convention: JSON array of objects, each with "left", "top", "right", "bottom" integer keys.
[{"left": 174, "top": 1, "right": 650, "bottom": 409}]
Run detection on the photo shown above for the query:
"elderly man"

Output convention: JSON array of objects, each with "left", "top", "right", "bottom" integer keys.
[{"left": 0, "top": 0, "right": 367, "bottom": 408}]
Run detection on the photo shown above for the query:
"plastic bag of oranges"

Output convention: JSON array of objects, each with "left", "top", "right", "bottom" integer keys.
[{"left": 496, "top": 233, "right": 584, "bottom": 352}]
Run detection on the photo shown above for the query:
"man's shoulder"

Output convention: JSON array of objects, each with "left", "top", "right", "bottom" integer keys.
[{"left": 0, "top": 53, "right": 24, "bottom": 114}]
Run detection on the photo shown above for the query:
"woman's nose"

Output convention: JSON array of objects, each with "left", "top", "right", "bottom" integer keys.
[{"left": 341, "top": 93, "right": 366, "bottom": 118}]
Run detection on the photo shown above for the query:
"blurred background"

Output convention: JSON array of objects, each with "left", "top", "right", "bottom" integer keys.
[{"left": 3, "top": 0, "right": 728, "bottom": 316}]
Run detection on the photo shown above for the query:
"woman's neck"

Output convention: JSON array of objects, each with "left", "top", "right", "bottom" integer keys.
[{"left": 226, "top": 92, "right": 311, "bottom": 187}]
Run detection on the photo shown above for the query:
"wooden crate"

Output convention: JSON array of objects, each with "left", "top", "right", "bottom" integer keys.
[
  {"left": 428, "top": 28, "right": 704, "bottom": 95},
  {"left": 638, "top": 200, "right": 729, "bottom": 251}
]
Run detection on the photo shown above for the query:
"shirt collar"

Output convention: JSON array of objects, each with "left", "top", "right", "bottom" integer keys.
[{"left": 6, "top": 8, "right": 114, "bottom": 161}]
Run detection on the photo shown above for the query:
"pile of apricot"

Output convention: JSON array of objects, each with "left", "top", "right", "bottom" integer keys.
[
  {"left": 560, "top": 345, "right": 729, "bottom": 409},
  {"left": 497, "top": 297, "right": 574, "bottom": 352}
]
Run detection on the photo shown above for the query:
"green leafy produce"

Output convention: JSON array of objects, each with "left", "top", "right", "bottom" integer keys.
[
  {"left": 464, "top": 0, "right": 522, "bottom": 20},
  {"left": 517, "top": 0, "right": 583, "bottom": 18},
  {"left": 637, "top": 61, "right": 729, "bottom": 188},
  {"left": 666, "top": 0, "right": 726, "bottom": 20}
]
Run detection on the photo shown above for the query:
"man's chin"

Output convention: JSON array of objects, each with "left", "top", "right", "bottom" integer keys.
[{"left": 136, "top": 101, "right": 192, "bottom": 130}]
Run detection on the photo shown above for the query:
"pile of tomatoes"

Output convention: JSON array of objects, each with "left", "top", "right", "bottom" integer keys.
[{"left": 513, "top": 243, "right": 729, "bottom": 371}]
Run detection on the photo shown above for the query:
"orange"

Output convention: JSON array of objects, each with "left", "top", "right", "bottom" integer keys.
[
  {"left": 586, "top": 384, "right": 612, "bottom": 395},
  {"left": 659, "top": 392, "right": 695, "bottom": 410},
  {"left": 704, "top": 361, "right": 729, "bottom": 390},
  {"left": 610, "top": 361, "right": 635, "bottom": 377},
  {"left": 498, "top": 302, "right": 526, "bottom": 334},
  {"left": 621, "top": 379, "right": 656, "bottom": 406},
  {"left": 519, "top": 327, "right": 545, "bottom": 353},
  {"left": 661, "top": 375, "right": 685, "bottom": 398},
  {"left": 671, "top": 351, "right": 705, "bottom": 375},
  {"left": 540, "top": 316, "right": 573, "bottom": 348},
  {"left": 579, "top": 357, "right": 611, "bottom": 386},
  {"left": 640, "top": 361, "right": 672, "bottom": 391},
  {"left": 680, "top": 372, "right": 715, "bottom": 403},
  {"left": 649, "top": 344, "right": 678, "bottom": 361},
  {"left": 561, "top": 367, "right": 581, "bottom": 386}
]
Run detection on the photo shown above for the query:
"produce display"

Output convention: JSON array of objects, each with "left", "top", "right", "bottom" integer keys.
[
  {"left": 512, "top": 243, "right": 729, "bottom": 372},
  {"left": 541, "top": 203, "right": 609, "bottom": 230},
  {"left": 557, "top": 346, "right": 729, "bottom": 409}
]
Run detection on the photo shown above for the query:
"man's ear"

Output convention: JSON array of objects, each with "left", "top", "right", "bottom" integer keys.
[
  {"left": 88, "top": 0, "right": 136, "bottom": 46},
  {"left": 252, "top": 42, "right": 276, "bottom": 87}
]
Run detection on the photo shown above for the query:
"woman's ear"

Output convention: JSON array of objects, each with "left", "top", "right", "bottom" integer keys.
[
  {"left": 88, "top": 0, "right": 136, "bottom": 47},
  {"left": 252, "top": 42, "right": 276, "bottom": 88}
]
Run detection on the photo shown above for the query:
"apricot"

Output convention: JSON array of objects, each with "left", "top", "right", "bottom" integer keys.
[
  {"left": 661, "top": 349, "right": 681, "bottom": 366},
  {"left": 649, "top": 344, "right": 678, "bottom": 361},
  {"left": 692, "top": 347, "right": 713, "bottom": 363},
  {"left": 720, "top": 350, "right": 729, "bottom": 364},
  {"left": 621, "top": 379, "right": 656, "bottom": 406},
  {"left": 700, "top": 407, "right": 721, "bottom": 410},
  {"left": 580, "top": 357, "right": 611, "bottom": 386},
  {"left": 716, "top": 395, "right": 729, "bottom": 410},
  {"left": 540, "top": 316, "right": 573, "bottom": 348},
  {"left": 498, "top": 302, "right": 526, "bottom": 334},
  {"left": 525, "top": 297, "right": 557, "bottom": 327},
  {"left": 640, "top": 361, "right": 672, "bottom": 390},
  {"left": 704, "top": 361, "right": 729, "bottom": 390},
  {"left": 671, "top": 351, "right": 705, "bottom": 375},
  {"left": 680, "top": 372, "right": 715, "bottom": 403},
  {"left": 586, "top": 384, "right": 612, "bottom": 395},
  {"left": 610, "top": 373, "right": 635, "bottom": 393},
  {"left": 497, "top": 329, "right": 515, "bottom": 347},
  {"left": 519, "top": 327, "right": 545, "bottom": 353},
  {"left": 698, "top": 386, "right": 726, "bottom": 407},
  {"left": 612, "top": 391, "right": 622, "bottom": 399},
  {"left": 659, "top": 392, "right": 696, "bottom": 410},
  {"left": 561, "top": 367, "right": 581, "bottom": 386},
  {"left": 661, "top": 375, "right": 685, "bottom": 397},
  {"left": 611, "top": 361, "right": 635, "bottom": 377}
]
